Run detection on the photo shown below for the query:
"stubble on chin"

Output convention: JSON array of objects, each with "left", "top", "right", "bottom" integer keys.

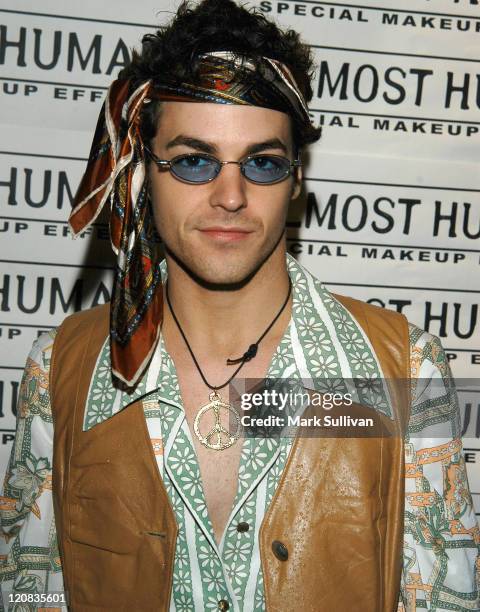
[
  {"left": 165, "top": 243, "right": 261, "bottom": 287},
  {"left": 164, "top": 226, "right": 286, "bottom": 289}
]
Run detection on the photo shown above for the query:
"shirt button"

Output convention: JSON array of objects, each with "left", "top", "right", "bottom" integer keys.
[
  {"left": 272, "top": 540, "right": 289, "bottom": 561},
  {"left": 218, "top": 600, "right": 230, "bottom": 611},
  {"left": 236, "top": 522, "right": 250, "bottom": 533}
]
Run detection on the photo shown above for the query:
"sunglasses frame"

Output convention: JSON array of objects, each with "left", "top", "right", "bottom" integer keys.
[{"left": 144, "top": 146, "right": 302, "bottom": 185}]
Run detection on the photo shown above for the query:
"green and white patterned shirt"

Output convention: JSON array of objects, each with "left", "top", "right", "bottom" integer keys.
[{"left": 1, "top": 254, "right": 479, "bottom": 611}]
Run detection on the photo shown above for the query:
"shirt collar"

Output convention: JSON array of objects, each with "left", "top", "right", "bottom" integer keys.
[{"left": 83, "top": 253, "right": 390, "bottom": 432}]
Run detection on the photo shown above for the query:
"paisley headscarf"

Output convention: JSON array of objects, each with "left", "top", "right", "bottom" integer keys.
[{"left": 69, "top": 51, "right": 321, "bottom": 387}]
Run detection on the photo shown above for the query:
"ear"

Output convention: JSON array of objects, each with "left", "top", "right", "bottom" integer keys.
[{"left": 291, "top": 165, "right": 303, "bottom": 200}]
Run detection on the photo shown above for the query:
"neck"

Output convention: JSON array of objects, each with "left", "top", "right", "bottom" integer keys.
[{"left": 162, "top": 249, "right": 292, "bottom": 357}]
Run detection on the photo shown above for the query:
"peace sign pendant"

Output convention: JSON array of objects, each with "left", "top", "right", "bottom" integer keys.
[{"left": 194, "top": 391, "right": 241, "bottom": 451}]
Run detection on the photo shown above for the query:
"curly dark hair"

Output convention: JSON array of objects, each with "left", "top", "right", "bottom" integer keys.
[{"left": 119, "top": 0, "right": 320, "bottom": 149}]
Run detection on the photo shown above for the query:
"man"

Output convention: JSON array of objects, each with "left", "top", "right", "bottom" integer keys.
[{"left": 1, "top": 0, "right": 479, "bottom": 610}]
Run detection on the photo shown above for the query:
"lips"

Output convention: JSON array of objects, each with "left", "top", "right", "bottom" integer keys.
[{"left": 199, "top": 226, "right": 253, "bottom": 241}]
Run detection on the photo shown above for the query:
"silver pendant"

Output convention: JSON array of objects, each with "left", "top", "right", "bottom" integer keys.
[{"left": 194, "top": 391, "right": 241, "bottom": 451}]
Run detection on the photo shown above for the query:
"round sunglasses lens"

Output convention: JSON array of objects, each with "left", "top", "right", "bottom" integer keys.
[
  {"left": 171, "top": 155, "right": 219, "bottom": 183},
  {"left": 243, "top": 156, "right": 290, "bottom": 183}
]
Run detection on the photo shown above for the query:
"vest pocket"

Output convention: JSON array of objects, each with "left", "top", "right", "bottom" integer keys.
[
  {"left": 70, "top": 494, "right": 141, "bottom": 553},
  {"left": 69, "top": 496, "right": 173, "bottom": 609}
]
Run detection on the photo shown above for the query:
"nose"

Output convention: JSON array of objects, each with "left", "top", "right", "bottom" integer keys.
[{"left": 208, "top": 162, "right": 247, "bottom": 212}]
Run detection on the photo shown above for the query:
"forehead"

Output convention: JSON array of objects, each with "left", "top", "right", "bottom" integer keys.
[{"left": 154, "top": 101, "right": 293, "bottom": 148}]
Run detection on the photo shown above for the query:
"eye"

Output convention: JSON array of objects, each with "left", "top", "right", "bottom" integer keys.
[
  {"left": 176, "top": 154, "right": 212, "bottom": 168},
  {"left": 248, "top": 155, "right": 279, "bottom": 170}
]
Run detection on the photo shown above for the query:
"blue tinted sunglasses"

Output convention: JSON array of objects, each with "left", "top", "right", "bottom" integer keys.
[{"left": 145, "top": 146, "right": 301, "bottom": 185}]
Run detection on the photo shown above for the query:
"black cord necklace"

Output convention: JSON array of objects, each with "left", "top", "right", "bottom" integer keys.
[
  {"left": 165, "top": 277, "right": 292, "bottom": 450},
  {"left": 165, "top": 277, "right": 292, "bottom": 392}
]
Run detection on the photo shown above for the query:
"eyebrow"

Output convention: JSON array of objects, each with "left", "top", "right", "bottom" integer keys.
[{"left": 165, "top": 135, "right": 288, "bottom": 156}]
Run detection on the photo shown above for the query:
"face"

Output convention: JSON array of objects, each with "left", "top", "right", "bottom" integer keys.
[{"left": 148, "top": 101, "right": 302, "bottom": 286}]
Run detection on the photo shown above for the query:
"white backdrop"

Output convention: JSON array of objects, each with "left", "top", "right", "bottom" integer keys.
[{"left": 1, "top": 0, "right": 479, "bottom": 512}]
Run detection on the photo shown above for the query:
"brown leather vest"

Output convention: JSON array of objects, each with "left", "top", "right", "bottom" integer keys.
[{"left": 50, "top": 295, "right": 410, "bottom": 611}]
